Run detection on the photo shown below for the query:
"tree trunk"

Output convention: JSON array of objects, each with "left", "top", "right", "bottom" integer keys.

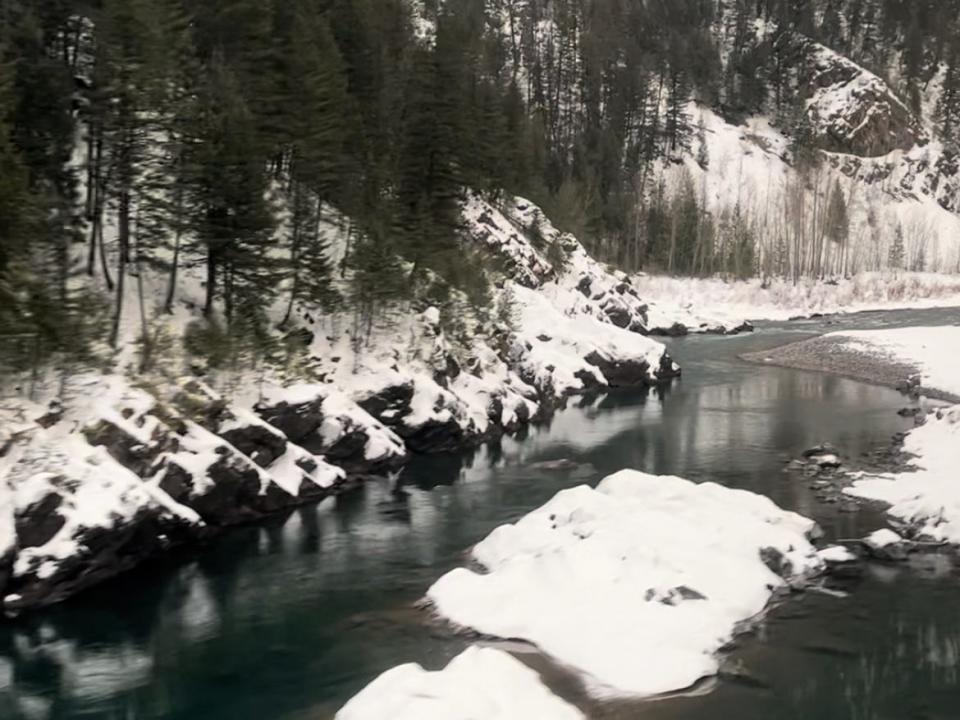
[
  {"left": 135, "top": 211, "right": 151, "bottom": 371},
  {"left": 204, "top": 250, "right": 217, "bottom": 317},
  {"left": 281, "top": 183, "right": 303, "bottom": 327},
  {"left": 109, "top": 190, "right": 130, "bottom": 348},
  {"left": 163, "top": 181, "right": 185, "bottom": 315}
]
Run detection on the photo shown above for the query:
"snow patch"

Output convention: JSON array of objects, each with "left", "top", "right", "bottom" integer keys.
[
  {"left": 427, "top": 470, "right": 823, "bottom": 697},
  {"left": 847, "top": 406, "right": 960, "bottom": 544},
  {"left": 336, "top": 646, "right": 584, "bottom": 720}
]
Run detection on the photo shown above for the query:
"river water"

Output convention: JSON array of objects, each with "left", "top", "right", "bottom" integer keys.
[{"left": 2, "top": 307, "right": 959, "bottom": 720}]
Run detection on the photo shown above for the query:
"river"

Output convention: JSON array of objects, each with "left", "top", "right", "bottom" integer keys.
[{"left": 1, "top": 307, "right": 959, "bottom": 720}]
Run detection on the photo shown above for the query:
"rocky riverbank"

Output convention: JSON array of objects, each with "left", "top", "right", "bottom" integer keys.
[
  {"left": 754, "top": 324, "right": 960, "bottom": 549},
  {"left": 0, "top": 194, "right": 690, "bottom": 615},
  {"left": 741, "top": 327, "right": 960, "bottom": 403}
]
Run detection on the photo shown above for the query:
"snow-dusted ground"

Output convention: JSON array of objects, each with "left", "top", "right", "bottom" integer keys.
[
  {"left": 801, "top": 326, "right": 960, "bottom": 544},
  {"left": 847, "top": 405, "right": 960, "bottom": 544},
  {"left": 335, "top": 646, "right": 584, "bottom": 720},
  {"left": 822, "top": 326, "right": 960, "bottom": 399},
  {"left": 633, "top": 273, "right": 960, "bottom": 326},
  {"left": 426, "top": 470, "right": 824, "bottom": 698}
]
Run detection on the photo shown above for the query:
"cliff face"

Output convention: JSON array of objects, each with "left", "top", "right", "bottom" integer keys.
[{"left": 800, "top": 40, "right": 925, "bottom": 158}]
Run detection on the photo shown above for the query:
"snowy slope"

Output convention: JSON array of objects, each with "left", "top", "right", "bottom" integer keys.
[{"left": 674, "top": 106, "right": 960, "bottom": 277}]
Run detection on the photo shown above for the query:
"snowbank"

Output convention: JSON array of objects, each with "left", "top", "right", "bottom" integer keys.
[
  {"left": 847, "top": 406, "right": 960, "bottom": 544},
  {"left": 822, "top": 326, "right": 960, "bottom": 399},
  {"left": 427, "top": 470, "right": 823, "bottom": 697},
  {"left": 336, "top": 646, "right": 584, "bottom": 720},
  {"left": 632, "top": 273, "right": 960, "bottom": 325}
]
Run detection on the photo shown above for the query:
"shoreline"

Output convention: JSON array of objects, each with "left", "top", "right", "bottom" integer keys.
[{"left": 740, "top": 334, "right": 960, "bottom": 405}]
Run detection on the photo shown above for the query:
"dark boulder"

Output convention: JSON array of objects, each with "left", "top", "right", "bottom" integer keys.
[
  {"left": 602, "top": 302, "right": 633, "bottom": 329},
  {"left": 7, "top": 502, "right": 198, "bottom": 611},
  {"left": 584, "top": 349, "right": 680, "bottom": 387},
  {"left": 218, "top": 422, "right": 287, "bottom": 469},
  {"left": 649, "top": 322, "right": 689, "bottom": 338},
  {"left": 257, "top": 398, "right": 325, "bottom": 449}
]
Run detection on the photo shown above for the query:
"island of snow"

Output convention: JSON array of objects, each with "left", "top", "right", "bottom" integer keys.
[
  {"left": 426, "top": 470, "right": 825, "bottom": 697},
  {"left": 336, "top": 646, "right": 584, "bottom": 720}
]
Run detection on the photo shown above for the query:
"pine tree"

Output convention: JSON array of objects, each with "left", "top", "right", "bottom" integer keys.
[
  {"left": 188, "top": 55, "right": 276, "bottom": 325},
  {"left": 0, "top": 42, "right": 37, "bottom": 344},
  {"left": 888, "top": 223, "right": 906, "bottom": 271},
  {"left": 276, "top": 3, "right": 347, "bottom": 325},
  {"left": 936, "top": 35, "right": 960, "bottom": 148},
  {"left": 1, "top": 4, "right": 90, "bottom": 361}
]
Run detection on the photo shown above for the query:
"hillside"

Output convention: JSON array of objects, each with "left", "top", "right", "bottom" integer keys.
[
  {"left": 4, "top": 0, "right": 960, "bottom": 614},
  {"left": 0, "top": 192, "right": 684, "bottom": 612}
]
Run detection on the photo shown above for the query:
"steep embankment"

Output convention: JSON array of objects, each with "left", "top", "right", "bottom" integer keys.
[
  {"left": 0, "top": 194, "right": 682, "bottom": 613},
  {"left": 663, "top": 37, "right": 960, "bottom": 275}
]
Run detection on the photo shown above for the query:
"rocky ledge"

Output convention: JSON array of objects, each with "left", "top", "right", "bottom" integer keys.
[{"left": 0, "top": 335, "right": 679, "bottom": 614}]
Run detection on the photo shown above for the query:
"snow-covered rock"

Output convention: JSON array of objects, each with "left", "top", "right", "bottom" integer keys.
[
  {"left": 427, "top": 470, "right": 824, "bottom": 697},
  {"left": 861, "top": 528, "right": 910, "bottom": 561},
  {"left": 82, "top": 384, "right": 343, "bottom": 525},
  {"left": 3, "top": 433, "right": 201, "bottom": 611},
  {"left": 801, "top": 39, "right": 924, "bottom": 157},
  {"left": 257, "top": 384, "right": 407, "bottom": 472},
  {"left": 818, "top": 545, "right": 857, "bottom": 564},
  {"left": 175, "top": 381, "right": 346, "bottom": 498},
  {"left": 336, "top": 646, "right": 584, "bottom": 720},
  {"left": 459, "top": 195, "right": 681, "bottom": 396},
  {"left": 510, "top": 286, "right": 679, "bottom": 397},
  {"left": 464, "top": 194, "right": 658, "bottom": 335}
]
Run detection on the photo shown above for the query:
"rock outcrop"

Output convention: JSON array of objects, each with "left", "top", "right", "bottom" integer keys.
[
  {"left": 4, "top": 435, "right": 202, "bottom": 611},
  {"left": 800, "top": 41, "right": 924, "bottom": 157}
]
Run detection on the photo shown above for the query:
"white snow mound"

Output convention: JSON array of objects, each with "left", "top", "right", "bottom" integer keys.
[
  {"left": 335, "top": 646, "right": 584, "bottom": 720},
  {"left": 427, "top": 470, "right": 823, "bottom": 697}
]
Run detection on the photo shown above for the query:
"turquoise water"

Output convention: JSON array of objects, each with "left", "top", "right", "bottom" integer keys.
[{"left": 2, "top": 307, "right": 959, "bottom": 720}]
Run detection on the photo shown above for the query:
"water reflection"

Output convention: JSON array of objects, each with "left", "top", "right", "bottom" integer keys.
[{"left": 1, "top": 307, "right": 960, "bottom": 719}]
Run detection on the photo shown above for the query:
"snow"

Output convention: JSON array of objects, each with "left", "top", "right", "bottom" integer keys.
[
  {"left": 846, "top": 406, "right": 960, "bottom": 544},
  {"left": 0, "top": 476, "right": 15, "bottom": 563},
  {"left": 7, "top": 433, "right": 201, "bottom": 583},
  {"left": 427, "top": 470, "right": 823, "bottom": 697},
  {"left": 823, "top": 326, "right": 960, "bottom": 399},
  {"left": 818, "top": 545, "right": 857, "bottom": 563},
  {"left": 632, "top": 273, "right": 960, "bottom": 326},
  {"left": 864, "top": 528, "right": 904, "bottom": 549},
  {"left": 336, "top": 646, "right": 584, "bottom": 720},
  {"left": 511, "top": 286, "right": 672, "bottom": 396}
]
